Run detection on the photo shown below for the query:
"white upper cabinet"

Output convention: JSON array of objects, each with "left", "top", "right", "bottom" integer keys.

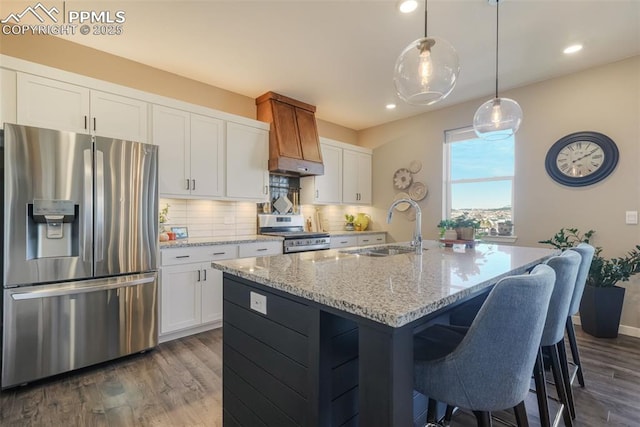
[
  {"left": 300, "top": 139, "right": 343, "bottom": 204},
  {"left": 152, "top": 105, "right": 224, "bottom": 198},
  {"left": 17, "top": 73, "right": 148, "bottom": 142},
  {"left": 17, "top": 73, "right": 89, "bottom": 133},
  {"left": 343, "top": 148, "right": 372, "bottom": 205},
  {"left": 226, "top": 122, "right": 269, "bottom": 201},
  {"left": 89, "top": 90, "right": 148, "bottom": 142},
  {"left": 190, "top": 113, "right": 224, "bottom": 198}
]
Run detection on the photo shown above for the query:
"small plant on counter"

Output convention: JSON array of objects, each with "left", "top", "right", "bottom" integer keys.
[
  {"left": 159, "top": 204, "right": 170, "bottom": 228},
  {"left": 437, "top": 219, "right": 456, "bottom": 238},
  {"left": 345, "top": 214, "right": 355, "bottom": 231}
]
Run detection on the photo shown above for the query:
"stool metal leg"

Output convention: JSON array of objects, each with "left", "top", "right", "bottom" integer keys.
[
  {"left": 548, "top": 345, "right": 574, "bottom": 427},
  {"left": 473, "top": 411, "right": 493, "bottom": 427},
  {"left": 557, "top": 338, "right": 576, "bottom": 419},
  {"left": 565, "top": 317, "right": 585, "bottom": 387},
  {"left": 513, "top": 401, "right": 529, "bottom": 427},
  {"left": 533, "top": 348, "right": 551, "bottom": 427}
]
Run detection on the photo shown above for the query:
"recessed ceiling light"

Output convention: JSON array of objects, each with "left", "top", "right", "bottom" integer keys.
[
  {"left": 386, "top": 103, "right": 397, "bottom": 110},
  {"left": 563, "top": 44, "right": 583, "bottom": 54},
  {"left": 398, "top": 0, "right": 418, "bottom": 14}
]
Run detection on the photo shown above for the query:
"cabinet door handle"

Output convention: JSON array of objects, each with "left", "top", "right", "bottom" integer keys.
[
  {"left": 203, "top": 269, "right": 207, "bottom": 281},
  {"left": 316, "top": 189, "right": 319, "bottom": 199},
  {"left": 84, "top": 115, "right": 88, "bottom": 130},
  {"left": 176, "top": 255, "right": 190, "bottom": 259},
  {"left": 93, "top": 117, "right": 96, "bottom": 131},
  {"left": 192, "top": 179, "right": 196, "bottom": 190},
  {"left": 264, "top": 185, "right": 269, "bottom": 195},
  {"left": 186, "top": 179, "right": 190, "bottom": 190},
  {"left": 197, "top": 270, "right": 201, "bottom": 282}
]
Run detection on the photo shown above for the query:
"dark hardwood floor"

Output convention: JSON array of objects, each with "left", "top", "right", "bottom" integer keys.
[{"left": 1, "top": 327, "right": 638, "bottom": 426}]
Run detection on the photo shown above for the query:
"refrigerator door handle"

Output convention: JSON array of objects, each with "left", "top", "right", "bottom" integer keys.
[
  {"left": 95, "top": 149, "right": 105, "bottom": 262},
  {"left": 9, "top": 274, "right": 156, "bottom": 300},
  {"left": 83, "top": 149, "right": 93, "bottom": 262}
]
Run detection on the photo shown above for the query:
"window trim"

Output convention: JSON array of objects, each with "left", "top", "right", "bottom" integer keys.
[{"left": 443, "top": 126, "right": 516, "bottom": 235}]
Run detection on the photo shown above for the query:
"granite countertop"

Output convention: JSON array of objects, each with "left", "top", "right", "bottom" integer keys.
[
  {"left": 160, "top": 235, "right": 283, "bottom": 249},
  {"left": 212, "top": 241, "right": 557, "bottom": 328}
]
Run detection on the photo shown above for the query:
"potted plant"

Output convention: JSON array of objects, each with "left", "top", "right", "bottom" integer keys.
[
  {"left": 452, "top": 214, "right": 481, "bottom": 240},
  {"left": 344, "top": 214, "right": 355, "bottom": 231},
  {"left": 539, "top": 228, "right": 640, "bottom": 338},
  {"left": 437, "top": 219, "right": 457, "bottom": 239}
]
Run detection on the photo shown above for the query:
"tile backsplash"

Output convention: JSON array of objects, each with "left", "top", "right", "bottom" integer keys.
[
  {"left": 159, "top": 198, "right": 258, "bottom": 238},
  {"left": 159, "top": 198, "right": 379, "bottom": 238}
]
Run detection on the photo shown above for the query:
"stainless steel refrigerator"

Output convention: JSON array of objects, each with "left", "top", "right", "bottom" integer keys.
[{"left": 1, "top": 123, "right": 159, "bottom": 389}]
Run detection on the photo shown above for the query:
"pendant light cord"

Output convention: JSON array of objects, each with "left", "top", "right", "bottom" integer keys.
[
  {"left": 424, "top": 0, "right": 428, "bottom": 37},
  {"left": 495, "top": 0, "right": 500, "bottom": 99}
]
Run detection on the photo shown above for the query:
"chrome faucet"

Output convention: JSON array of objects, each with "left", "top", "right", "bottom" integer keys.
[{"left": 387, "top": 198, "right": 422, "bottom": 254}]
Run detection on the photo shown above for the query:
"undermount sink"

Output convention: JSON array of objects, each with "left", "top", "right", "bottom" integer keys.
[{"left": 340, "top": 245, "right": 418, "bottom": 257}]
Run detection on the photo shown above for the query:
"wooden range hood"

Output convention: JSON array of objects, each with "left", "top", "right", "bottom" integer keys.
[{"left": 256, "top": 91, "right": 324, "bottom": 176}]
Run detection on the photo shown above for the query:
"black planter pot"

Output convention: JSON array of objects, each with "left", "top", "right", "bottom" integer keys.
[{"left": 579, "top": 285, "right": 626, "bottom": 338}]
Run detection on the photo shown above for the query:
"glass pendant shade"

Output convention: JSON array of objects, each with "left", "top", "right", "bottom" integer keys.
[
  {"left": 393, "top": 36, "right": 460, "bottom": 105},
  {"left": 473, "top": 97, "right": 523, "bottom": 140}
]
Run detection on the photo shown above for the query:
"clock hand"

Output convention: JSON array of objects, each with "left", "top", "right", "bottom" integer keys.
[{"left": 572, "top": 148, "right": 599, "bottom": 163}]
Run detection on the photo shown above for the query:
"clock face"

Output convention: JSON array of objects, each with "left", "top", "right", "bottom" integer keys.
[
  {"left": 555, "top": 141, "right": 605, "bottom": 178},
  {"left": 545, "top": 132, "right": 618, "bottom": 187}
]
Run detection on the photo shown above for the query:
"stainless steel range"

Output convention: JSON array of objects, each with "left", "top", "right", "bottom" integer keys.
[{"left": 258, "top": 214, "right": 330, "bottom": 253}]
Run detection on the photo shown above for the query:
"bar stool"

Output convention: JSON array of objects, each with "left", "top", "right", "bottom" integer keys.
[
  {"left": 413, "top": 264, "right": 556, "bottom": 427},
  {"left": 565, "top": 243, "right": 595, "bottom": 387},
  {"left": 534, "top": 249, "right": 581, "bottom": 427}
]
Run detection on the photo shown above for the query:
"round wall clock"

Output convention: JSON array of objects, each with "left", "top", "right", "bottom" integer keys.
[{"left": 545, "top": 131, "right": 618, "bottom": 187}]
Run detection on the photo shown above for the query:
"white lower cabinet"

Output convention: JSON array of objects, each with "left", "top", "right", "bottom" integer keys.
[
  {"left": 330, "top": 235, "right": 358, "bottom": 249},
  {"left": 330, "top": 233, "right": 386, "bottom": 249},
  {"left": 357, "top": 233, "right": 386, "bottom": 246},
  {"left": 160, "top": 241, "right": 282, "bottom": 342}
]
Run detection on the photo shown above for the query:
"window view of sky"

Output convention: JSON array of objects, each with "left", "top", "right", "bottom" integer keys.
[{"left": 450, "top": 137, "right": 514, "bottom": 210}]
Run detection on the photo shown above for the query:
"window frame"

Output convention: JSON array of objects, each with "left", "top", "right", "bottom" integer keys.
[{"left": 442, "top": 126, "right": 515, "bottom": 236}]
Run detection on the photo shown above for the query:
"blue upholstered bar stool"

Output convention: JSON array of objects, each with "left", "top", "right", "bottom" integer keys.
[
  {"left": 413, "top": 264, "right": 556, "bottom": 427},
  {"left": 533, "top": 250, "right": 581, "bottom": 427},
  {"left": 565, "top": 243, "right": 595, "bottom": 387}
]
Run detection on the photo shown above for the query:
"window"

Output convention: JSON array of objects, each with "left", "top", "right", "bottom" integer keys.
[{"left": 443, "top": 126, "right": 515, "bottom": 236}]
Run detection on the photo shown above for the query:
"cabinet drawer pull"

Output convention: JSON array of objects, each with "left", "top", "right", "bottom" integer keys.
[
  {"left": 175, "top": 255, "right": 190, "bottom": 259},
  {"left": 362, "top": 239, "right": 369, "bottom": 243},
  {"left": 256, "top": 248, "right": 268, "bottom": 252},
  {"left": 212, "top": 252, "right": 227, "bottom": 256},
  {"left": 340, "top": 241, "right": 348, "bottom": 244}
]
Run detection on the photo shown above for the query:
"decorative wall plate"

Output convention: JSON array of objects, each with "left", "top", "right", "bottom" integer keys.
[
  {"left": 408, "top": 182, "right": 427, "bottom": 201},
  {"left": 408, "top": 160, "right": 422, "bottom": 174},
  {"left": 393, "top": 192, "right": 411, "bottom": 211},
  {"left": 393, "top": 168, "right": 412, "bottom": 190}
]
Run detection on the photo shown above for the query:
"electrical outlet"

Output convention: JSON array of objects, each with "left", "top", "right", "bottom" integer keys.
[
  {"left": 250, "top": 291, "right": 267, "bottom": 315},
  {"left": 625, "top": 211, "right": 638, "bottom": 225}
]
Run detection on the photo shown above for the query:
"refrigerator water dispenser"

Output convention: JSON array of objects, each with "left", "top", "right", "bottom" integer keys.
[{"left": 28, "top": 199, "right": 79, "bottom": 259}]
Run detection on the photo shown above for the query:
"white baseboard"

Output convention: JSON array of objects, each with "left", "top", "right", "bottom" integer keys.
[{"left": 571, "top": 315, "right": 640, "bottom": 338}]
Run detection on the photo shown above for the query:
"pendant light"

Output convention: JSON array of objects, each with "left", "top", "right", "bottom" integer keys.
[
  {"left": 393, "top": 0, "right": 460, "bottom": 105},
  {"left": 473, "top": 0, "right": 522, "bottom": 140}
]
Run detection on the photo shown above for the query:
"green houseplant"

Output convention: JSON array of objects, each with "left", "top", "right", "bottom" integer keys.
[
  {"left": 439, "top": 214, "right": 481, "bottom": 240},
  {"left": 539, "top": 227, "right": 640, "bottom": 337}
]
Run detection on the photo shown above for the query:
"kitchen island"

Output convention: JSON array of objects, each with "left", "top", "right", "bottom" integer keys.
[{"left": 212, "top": 241, "right": 556, "bottom": 427}]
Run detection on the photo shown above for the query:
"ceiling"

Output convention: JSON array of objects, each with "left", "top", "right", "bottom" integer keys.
[{"left": 57, "top": 0, "right": 640, "bottom": 130}]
